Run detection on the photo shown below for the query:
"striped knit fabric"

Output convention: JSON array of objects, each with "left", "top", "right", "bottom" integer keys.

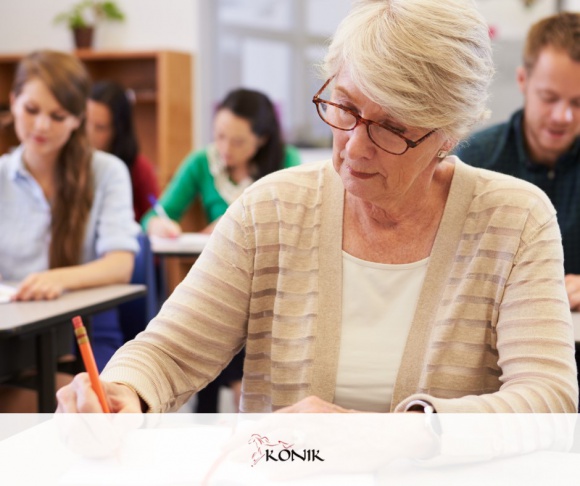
[{"left": 102, "top": 158, "right": 578, "bottom": 413}]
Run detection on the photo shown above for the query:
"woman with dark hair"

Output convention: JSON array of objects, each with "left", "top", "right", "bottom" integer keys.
[
  {"left": 142, "top": 88, "right": 300, "bottom": 237},
  {"left": 87, "top": 80, "right": 159, "bottom": 221}
]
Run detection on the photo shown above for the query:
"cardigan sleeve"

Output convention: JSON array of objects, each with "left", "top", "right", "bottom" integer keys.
[
  {"left": 102, "top": 197, "right": 254, "bottom": 412},
  {"left": 396, "top": 212, "right": 578, "bottom": 413}
]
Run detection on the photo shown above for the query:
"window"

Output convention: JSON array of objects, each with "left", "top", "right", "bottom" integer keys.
[{"left": 199, "top": 0, "right": 351, "bottom": 148}]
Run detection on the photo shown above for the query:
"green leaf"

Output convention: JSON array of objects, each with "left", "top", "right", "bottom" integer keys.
[{"left": 53, "top": 0, "right": 125, "bottom": 29}]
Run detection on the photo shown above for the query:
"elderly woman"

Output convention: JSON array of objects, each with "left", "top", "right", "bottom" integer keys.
[{"left": 57, "top": 0, "right": 577, "bottom": 414}]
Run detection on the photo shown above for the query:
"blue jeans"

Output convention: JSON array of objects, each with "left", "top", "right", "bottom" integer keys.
[{"left": 89, "top": 309, "right": 123, "bottom": 372}]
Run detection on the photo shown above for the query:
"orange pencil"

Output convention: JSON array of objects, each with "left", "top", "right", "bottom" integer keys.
[{"left": 72, "top": 315, "right": 111, "bottom": 413}]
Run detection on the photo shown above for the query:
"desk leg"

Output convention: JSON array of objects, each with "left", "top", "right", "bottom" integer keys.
[
  {"left": 36, "top": 328, "right": 56, "bottom": 413},
  {"left": 159, "top": 256, "right": 169, "bottom": 301}
]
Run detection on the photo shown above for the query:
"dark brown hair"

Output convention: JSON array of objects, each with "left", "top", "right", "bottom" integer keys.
[
  {"left": 217, "top": 88, "right": 285, "bottom": 179},
  {"left": 89, "top": 80, "right": 138, "bottom": 169},
  {"left": 12, "top": 50, "right": 93, "bottom": 269},
  {"left": 524, "top": 12, "right": 580, "bottom": 71}
]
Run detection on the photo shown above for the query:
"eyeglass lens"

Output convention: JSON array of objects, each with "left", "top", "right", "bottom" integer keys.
[{"left": 317, "top": 102, "right": 408, "bottom": 155}]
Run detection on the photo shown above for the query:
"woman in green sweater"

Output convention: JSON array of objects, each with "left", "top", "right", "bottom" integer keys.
[
  {"left": 142, "top": 88, "right": 300, "bottom": 412},
  {"left": 142, "top": 88, "right": 301, "bottom": 237}
]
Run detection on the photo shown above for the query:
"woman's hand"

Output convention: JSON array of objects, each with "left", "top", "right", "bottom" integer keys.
[
  {"left": 56, "top": 372, "right": 143, "bottom": 413},
  {"left": 147, "top": 216, "right": 182, "bottom": 238},
  {"left": 275, "top": 395, "right": 356, "bottom": 413},
  {"left": 13, "top": 269, "right": 67, "bottom": 301},
  {"left": 55, "top": 373, "right": 144, "bottom": 458},
  {"left": 565, "top": 274, "right": 580, "bottom": 311},
  {"left": 12, "top": 251, "right": 134, "bottom": 301}
]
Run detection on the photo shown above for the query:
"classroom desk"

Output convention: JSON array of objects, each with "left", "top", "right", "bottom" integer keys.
[
  {"left": 0, "top": 284, "right": 146, "bottom": 412},
  {"left": 150, "top": 233, "right": 210, "bottom": 298},
  {"left": 150, "top": 232, "right": 210, "bottom": 257}
]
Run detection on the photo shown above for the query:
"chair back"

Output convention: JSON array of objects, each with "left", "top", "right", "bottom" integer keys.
[{"left": 118, "top": 232, "right": 159, "bottom": 342}]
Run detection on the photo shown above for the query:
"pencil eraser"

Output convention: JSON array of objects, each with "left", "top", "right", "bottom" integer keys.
[{"left": 72, "top": 316, "right": 83, "bottom": 329}]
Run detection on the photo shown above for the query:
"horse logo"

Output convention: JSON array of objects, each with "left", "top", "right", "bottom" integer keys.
[{"left": 248, "top": 434, "right": 294, "bottom": 466}]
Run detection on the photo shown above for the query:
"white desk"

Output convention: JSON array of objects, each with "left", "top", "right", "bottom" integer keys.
[
  {"left": 1, "top": 415, "right": 579, "bottom": 486},
  {"left": 0, "top": 284, "right": 146, "bottom": 412},
  {"left": 150, "top": 232, "right": 210, "bottom": 257},
  {"left": 150, "top": 233, "right": 210, "bottom": 298},
  {"left": 573, "top": 312, "right": 580, "bottom": 342}
]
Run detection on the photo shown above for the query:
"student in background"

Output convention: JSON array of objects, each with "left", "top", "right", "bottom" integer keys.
[
  {"left": 454, "top": 12, "right": 580, "bottom": 311},
  {"left": 142, "top": 88, "right": 300, "bottom": 413},
  {"left": 142, "top": 88, "right": 301, "bottom": 237},
  {"left": 87, "top": 80, "right": 160, "bottom": 222},
  {"left": 0, "top": 50, "right": 139, "bottom": 411}
]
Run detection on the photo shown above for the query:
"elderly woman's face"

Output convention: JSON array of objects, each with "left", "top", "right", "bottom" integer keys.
[{"left": 329, "top": 70, "right": 446, "bottom": 204}]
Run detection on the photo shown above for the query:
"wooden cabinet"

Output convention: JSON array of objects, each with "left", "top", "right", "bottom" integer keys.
[{"left": 0, "top": 50, "right": 193, "bottom": 188}]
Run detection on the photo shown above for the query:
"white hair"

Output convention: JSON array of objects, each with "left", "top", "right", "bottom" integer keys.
[{"left": 322, "top": 0, "right": 495, "bottom": 140}]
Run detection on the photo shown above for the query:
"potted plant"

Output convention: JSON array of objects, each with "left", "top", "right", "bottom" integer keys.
[{"left": 54, "top": 1, "right": 125, "bottom": 49}]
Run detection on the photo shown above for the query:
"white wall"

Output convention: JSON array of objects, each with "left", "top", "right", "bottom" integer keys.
[
  {"left": 0, "top": 0, "right": 198, "bottom": 52},
  {"left": 476, "top": 0, "right": 580, "bottom": 129},
  {"left": 0, "top": 0, "right": 202, "bottom": 143},
  {"left": 1, "top": 0, "right": 579, "bottom": 145},
  {"left": 478, "top": 0, "right": 562, "bottom": 40}
]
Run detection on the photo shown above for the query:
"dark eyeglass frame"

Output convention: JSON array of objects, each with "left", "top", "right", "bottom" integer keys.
[{"left": 312, "top": 77, "right": 437, "bottom": 155}]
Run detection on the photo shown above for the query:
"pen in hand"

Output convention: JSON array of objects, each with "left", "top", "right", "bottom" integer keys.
[
  {"left": 147, "top": 194, "right": 171, "bottom": 221},
  {"left": 72, "top": 316, "right": 111, "bottom": 413}
]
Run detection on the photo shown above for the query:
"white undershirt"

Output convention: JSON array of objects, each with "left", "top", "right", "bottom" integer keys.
[{"left": 334, "top": 251, "right": 429, "bottom": 412}]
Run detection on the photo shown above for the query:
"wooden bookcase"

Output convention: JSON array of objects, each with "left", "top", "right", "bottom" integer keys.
[{"left": 0, "top": 50, "right": 193, "bottom": 188}]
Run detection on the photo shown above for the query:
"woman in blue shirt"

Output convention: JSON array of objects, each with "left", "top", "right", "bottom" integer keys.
[{"left": 0, "top": 50, "right": 139, "bottom": 411}]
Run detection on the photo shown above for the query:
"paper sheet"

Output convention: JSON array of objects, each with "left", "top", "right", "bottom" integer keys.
[
  {"left": 0, "top": 283, "right": 17, "bottom": 303},
  {"left": 58, "top": 425, "right": 231, "bottom": 485},
  {"left": 57, "top": 424, "right": 374, "bottom": 486}
]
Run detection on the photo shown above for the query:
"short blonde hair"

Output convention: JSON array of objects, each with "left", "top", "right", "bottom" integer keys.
[{"left": 322, "top": 0, "right": 494, "bottom": 141}]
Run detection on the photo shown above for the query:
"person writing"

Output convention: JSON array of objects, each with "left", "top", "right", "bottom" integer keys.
[
  {"left": 87, "top": 80, "right": 160, "bottom": 222},
  {"left": 57, "top": 0, "right": 577, "bottom": 415},
  {"left": 455, "top": 12, "right": 580, "bottom": 312},
  {"left": 0, "top": 50, "right": 139, "bottom": 411},
  {"left": 141, "top": 88, "right": 301, "bottom": 237},
  {"left": 141, "top": 88, "right": 300, "bottom": 412}
]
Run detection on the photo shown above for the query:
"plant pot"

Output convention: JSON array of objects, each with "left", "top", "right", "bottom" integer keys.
[{"left": 72, "top": 26, "right": 94, "bottom": 49}]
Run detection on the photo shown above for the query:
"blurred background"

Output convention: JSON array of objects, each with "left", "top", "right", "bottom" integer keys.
[{"left": 0, "top": 0, "right": 577, "bottom": 152}]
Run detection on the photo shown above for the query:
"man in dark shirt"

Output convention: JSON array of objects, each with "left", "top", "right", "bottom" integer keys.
[{"left": 455, "top": 12, "right": 580, "bottom": 311}]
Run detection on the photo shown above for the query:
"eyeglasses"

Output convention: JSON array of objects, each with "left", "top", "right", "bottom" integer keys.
[{"left": 312, "top": 78, "right": 437, "bottom": 155}]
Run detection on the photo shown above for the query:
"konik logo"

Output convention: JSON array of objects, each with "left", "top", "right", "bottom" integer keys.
[{"left": 248, "top": 434, "right": 325, "bottom": 467}]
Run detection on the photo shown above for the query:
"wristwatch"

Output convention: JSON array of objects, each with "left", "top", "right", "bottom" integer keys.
[
  {"left": 406, "top": 399, "right": 442, "bottom": 458},
  {"left": 406, "top": 399, "right": 436, "bottom": 415}
]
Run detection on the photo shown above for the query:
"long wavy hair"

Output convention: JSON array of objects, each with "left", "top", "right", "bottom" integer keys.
[
  {"left": 89, "top": 80, "right": 138, "bottom": 169},
  {"left": 12, "top": 50, "right": 93, "bottom": 269},
  {"left": 218, "top": 89, "right": 285, "bottom": 179}
]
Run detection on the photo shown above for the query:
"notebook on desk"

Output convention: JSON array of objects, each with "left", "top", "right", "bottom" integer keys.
[
  {"left": 150, "top": 232, "right": 210, "bottom": 255},
  {"left": 0, "top": 283, "right": 17, "bottom": 304}
]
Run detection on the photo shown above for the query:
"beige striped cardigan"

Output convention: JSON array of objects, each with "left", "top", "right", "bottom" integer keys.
[{"left": 102, "top": 158, "right": 578, "bottom": 413}]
